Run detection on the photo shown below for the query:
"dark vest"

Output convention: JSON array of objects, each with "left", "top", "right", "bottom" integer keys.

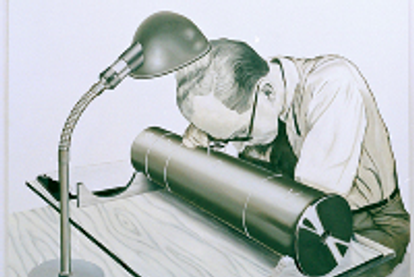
[{"left": 239, "top": 119, "right": 298, "bottom": 179}]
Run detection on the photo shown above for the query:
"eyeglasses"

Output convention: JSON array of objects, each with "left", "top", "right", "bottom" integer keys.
[{"left": 208, "top": 85, "right": 259, "bottom": 149}]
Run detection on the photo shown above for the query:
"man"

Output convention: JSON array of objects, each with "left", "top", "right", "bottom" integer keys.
[{"left": 175, "top": 39, "right": 409, "bottom": 276}]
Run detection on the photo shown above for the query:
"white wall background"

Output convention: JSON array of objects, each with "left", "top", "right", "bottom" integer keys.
[
  {"left": 1, "top": 0, "right": 8, "bottom": 275},
  {"left": 5, "top": 0, "right": 411, "bottom": 226}
]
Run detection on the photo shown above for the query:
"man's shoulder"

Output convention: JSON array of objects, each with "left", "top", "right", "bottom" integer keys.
[
  {"left": 274, "top": 54, "right": 356, "bottom": 70},
  {"left": 271, "top": 55, "right": 359, "bottom": 83},
  {"left": 300, "top": 55, "right": 361, "bottom": 86}
]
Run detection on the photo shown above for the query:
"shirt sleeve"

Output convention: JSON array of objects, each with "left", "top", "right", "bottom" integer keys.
[{"left": 294, "top": 58, "right": 367, "bottom": 196}]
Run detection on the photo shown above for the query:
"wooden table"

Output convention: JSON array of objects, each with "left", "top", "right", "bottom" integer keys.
[{"left": 7, "top": 161, "right": 394, "bottom": 277}]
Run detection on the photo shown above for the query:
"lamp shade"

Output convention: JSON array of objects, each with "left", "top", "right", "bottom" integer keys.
[{"left": 130, "top": 11, "right": 210, "bottom": 79}]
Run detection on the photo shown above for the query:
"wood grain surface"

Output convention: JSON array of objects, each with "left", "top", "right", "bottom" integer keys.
[
  {"left": 8, "top": 175, "right": 280, "bottom": 277},
  {"left": 9, "top": 162, "right": 395, "bottom": 277},
  {"left": 7, "top": 205, "right": 131, "bottom": 277}
]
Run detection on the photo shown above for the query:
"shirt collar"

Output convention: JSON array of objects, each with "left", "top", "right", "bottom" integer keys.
[{"left": 268, "top": 57, "right": 300, "bottom": 121}]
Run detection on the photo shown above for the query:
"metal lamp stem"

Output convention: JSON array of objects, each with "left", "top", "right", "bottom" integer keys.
[
  {"left": 58, "top": 149, "right": 70, "bottom": 276},
  {"left": 58, "top": 81, "right": 106, "bottom": 275}
]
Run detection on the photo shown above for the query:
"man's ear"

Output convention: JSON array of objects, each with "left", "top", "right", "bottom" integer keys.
[{"left": 258, "top": 81, "right": 276, "bottom": 102}]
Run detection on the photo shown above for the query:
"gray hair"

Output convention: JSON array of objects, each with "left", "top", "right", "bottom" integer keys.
[{"left": 176, "top": 39, "right": 269, "bottom": 118}]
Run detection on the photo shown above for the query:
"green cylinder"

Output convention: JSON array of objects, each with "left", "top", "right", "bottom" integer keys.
[{"left": 131, "top": 127, "right": 353, "bottom": 276}]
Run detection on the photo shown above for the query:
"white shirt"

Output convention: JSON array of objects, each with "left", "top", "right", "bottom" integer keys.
[{"left": 276, "top": 55, "right": 397, "bottom": 210}]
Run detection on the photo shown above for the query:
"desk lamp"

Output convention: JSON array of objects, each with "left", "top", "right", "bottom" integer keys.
[{"left": 28, "top": 11, "right": 210, "bottom": 277}]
